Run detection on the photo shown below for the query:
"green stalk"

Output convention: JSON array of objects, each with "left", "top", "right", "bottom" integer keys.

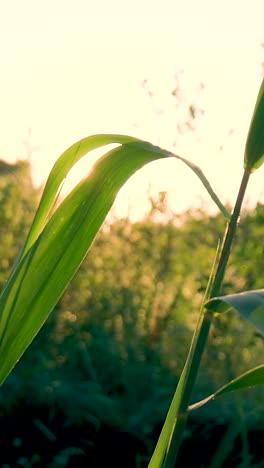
[{"left": 162, "top": 168, "right": 251, "bottom": 467}]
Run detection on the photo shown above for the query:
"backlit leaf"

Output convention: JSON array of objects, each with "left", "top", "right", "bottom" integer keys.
[{"left": 0, "top": 135, "right": 228, "bottom": 385}]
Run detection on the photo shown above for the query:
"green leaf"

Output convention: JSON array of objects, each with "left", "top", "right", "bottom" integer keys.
[
  {"left": 205, "top": 289, "right": 264, "bottom": 335},
  {"left": 19, "top": 134, "right": 141, "bottom": 260},
  {"left": 0, "top": 139, "right": 167, "bottom": 384},
  {"left": 189, "top": 365, "right": 264, "bottom": 411},
  {"left": 244, "top": 79, "right": 264, "bottom": 171},
  {"left": 19, "top": 133, "right": 230, "bottom": 262},
  {"left": 0, "top": 135, "right": 228, "bottom": 385},
  {"left": 148, "top": 363, "right": 188, "bottom": 468}
]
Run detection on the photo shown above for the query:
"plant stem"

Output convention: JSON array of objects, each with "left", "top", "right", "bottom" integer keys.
[
  {"left": 163, "top": 168, "right": 251, "bottom": 467},
  {"left": 210, "top": 168, "right": 251, "bottom": 297}
]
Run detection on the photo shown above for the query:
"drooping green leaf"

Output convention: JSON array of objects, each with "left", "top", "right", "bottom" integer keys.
[
  {"left": 0, "top": 140, "right": 169, "bottom": 384},
  {"left": 20, "top": 134, "right": 229, "bottom": 263},
  {"left": 0, "top": 135, "right": 229, "bottom": 385},
  {"left": 244, "top": 79, "right": 264, "bottom": 171},
  {"left": 205, "top": 289, "right": 264, "bottom": 334},
  {"left": 189, "top": 365, "right": 264, "bottom": 411}
]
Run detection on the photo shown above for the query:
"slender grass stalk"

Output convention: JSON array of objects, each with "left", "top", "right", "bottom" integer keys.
[{"left": 162, "top": 168, "right": 251, "bottom": 467}]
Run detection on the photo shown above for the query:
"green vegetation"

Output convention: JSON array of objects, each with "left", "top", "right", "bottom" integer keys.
[
  {"left": 0, "top": 79, "right": 264, "bottom": 466},
  {"left": 0, "top": 166, "right": 263, "bottom": 466}
]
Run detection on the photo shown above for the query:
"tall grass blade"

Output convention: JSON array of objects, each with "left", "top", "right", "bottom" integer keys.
[{"left": 148, "top": 364, "right": 188, "bottom": 468}]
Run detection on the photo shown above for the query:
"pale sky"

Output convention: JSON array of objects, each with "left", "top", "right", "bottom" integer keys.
[{"left": 0, "top": 0, "right": 263, "bottom": 218}]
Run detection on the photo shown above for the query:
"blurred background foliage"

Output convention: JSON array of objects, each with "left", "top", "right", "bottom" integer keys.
[{"left": 0, "top": 159, "right": 263, "bottom": 448}]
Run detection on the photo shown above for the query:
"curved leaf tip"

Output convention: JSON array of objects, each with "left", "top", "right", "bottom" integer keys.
[{"left": 205, "top": 289, "right": 264, "bottom": 335}]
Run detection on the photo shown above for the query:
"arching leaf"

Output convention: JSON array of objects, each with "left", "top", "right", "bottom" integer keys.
[{"left": 0, "top": 135, "right": 228, "bottom": 385}]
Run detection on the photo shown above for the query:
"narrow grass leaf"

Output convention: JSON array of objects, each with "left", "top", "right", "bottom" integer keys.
[
  {"left": 172, "top": 154, "right": 231, "bottom": 221},
  {"left": 20, "top": 134, "right": 230, "bottom": 261},
  {"left": 0, "top": 135, "right": 228, "bottom": 385},
  {"left": 189, "top": 365, "right": 264, "bottom": 411},
  {"left": 0, "top": 141, "right": 171, "bottom": 384},
  {"left": 21, "top": 134, "right": 230, "bottom": 261},
  {"left": 148, "top": 363, "right": 188, "bottom": 468},
  {"left": 244, "top": 79, "right": 264, "bottom": 171},
  {"left": 205, "top": 289, "right": 264, "bottom": 334}
]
